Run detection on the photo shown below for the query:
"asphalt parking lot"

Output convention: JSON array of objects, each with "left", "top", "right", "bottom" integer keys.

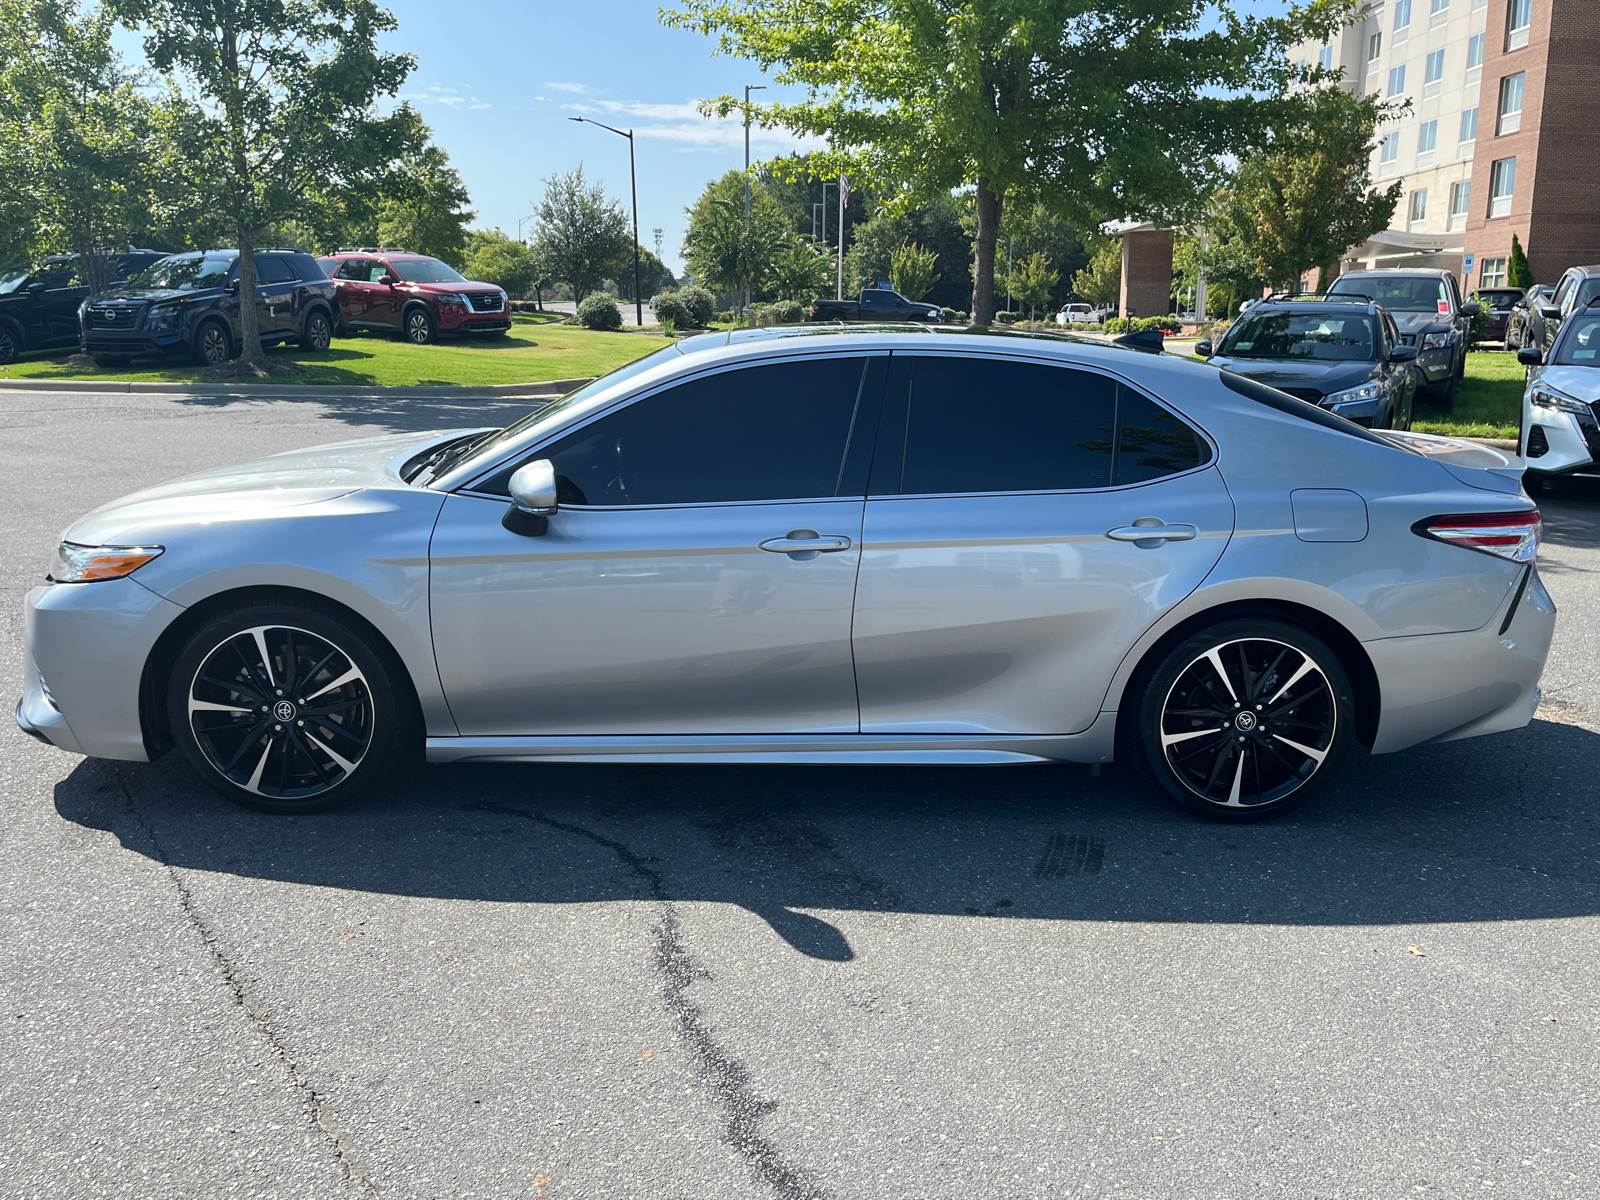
[{"left": 3, "top": 386, "right": 1598, "bottom": 1200}]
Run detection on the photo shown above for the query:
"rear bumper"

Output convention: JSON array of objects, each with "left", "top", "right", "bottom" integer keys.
[{"left": 1367, "top": 565, "right": 1556, "bottom": 754}]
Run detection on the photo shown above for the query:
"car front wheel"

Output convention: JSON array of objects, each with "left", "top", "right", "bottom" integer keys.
[
  {"left": 404, "top": 307, "right": 435, "bottom": 345},
  {"left": 301, "top": 308, "right": 332, "bottom": 351},
  {"left": 0, "top": 324, "right": 20, "bottom": 365},
  {"left": 1135, "top": 619, "right": 1354, "bottom": 822},
  {"left": 168, "top": 598, "right": 410, "bottom": 814},
  {"left": 192, "top": 320, "right": 231, "bottom": 366}
]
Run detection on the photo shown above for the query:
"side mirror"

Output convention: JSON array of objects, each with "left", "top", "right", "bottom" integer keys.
[
  {"left": 1517, "top": 345, "right": 1543, "bottom": 366},
  {"left": 224, "top": 278, "right": 239, "bottom": 293},
  {"left": 1541, "top": 305, "right": 1561, "bottom": 319},
  {"left": 379, "top": 273, "right": 399, "bottom": 287},
  {"left": 27, "top": 280, "right": 47, "bottom": 293},
  {"left": 1193, "top": 339, "right": 1213, "bottom": 357},
  {"left": 1460, "top": 301, "right": 1482, "bottom": 316},
  {"left": 503, "top": 459, "right": 558, "bottom": 536},
  {"left": 1390, "top": 344, "right": 1420, "bottom": 362}
]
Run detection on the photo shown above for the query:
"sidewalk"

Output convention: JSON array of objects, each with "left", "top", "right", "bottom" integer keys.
[{"left": 0, "top": 376, "right": 596, "bottom": 399}]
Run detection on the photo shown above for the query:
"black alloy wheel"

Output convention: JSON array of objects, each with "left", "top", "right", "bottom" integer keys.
[
  {"left": 301, "top": 308, "right": 332, "bottom": 351},
  {"left": 1136, "top": 620, "right": 1353, "bottom": 822},
  {"left": 404, "top": 306, "right": 435, "bottom": 345},
  {"left": 193, "top": 320, "right": 231, "bottom": 366},
  {"left": 169, "top": 600, "right": 408, "bottom": 813},
  {"left": 0, "top": 323, "right": 19, "bottom": 365}
]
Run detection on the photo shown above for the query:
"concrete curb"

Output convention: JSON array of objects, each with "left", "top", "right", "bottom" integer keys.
[{"left": 0, "top": 377, "right": 596, "bottom": 398}]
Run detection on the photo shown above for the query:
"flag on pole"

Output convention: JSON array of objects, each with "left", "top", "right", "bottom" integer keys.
[{"left": 839, "top": 175, "right": 850, "bottom": 208}]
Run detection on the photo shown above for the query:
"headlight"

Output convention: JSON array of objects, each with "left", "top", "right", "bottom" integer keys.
[
  {"left": 143, "top": 304, "right": 179, "bottom": 333},
  {"left": 1322, "top": 381, "right": 1384, "bottom": 408},
  {"left": 1420, "top": 331, "right": 1452, "bottom": 350},
  {"left": 438, "top": 292, "right": 467, "bottom": 305},
  {"left": 1531, "top": 386, "right": 1591, "bottom": 416},
  {"left": 49, "top": 542, "right": 164, "bottom": 583}
]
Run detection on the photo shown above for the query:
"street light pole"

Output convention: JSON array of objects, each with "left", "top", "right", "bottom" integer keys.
[
  {"left": 743, "top": 84, "right": 766, "bottom": 317},
  {"left": 569, "top": 116, "right": 643, "bottom": 328}
]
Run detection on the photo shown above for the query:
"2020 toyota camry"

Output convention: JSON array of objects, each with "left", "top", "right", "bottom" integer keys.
[{"left": 18, "top": 326, "right": 1553, "bottom": 822}]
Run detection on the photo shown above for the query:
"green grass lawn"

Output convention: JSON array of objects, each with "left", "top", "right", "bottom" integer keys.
[
  {"left": 1410, "top": 351, "right": 1523, "bottom": 440},
  {"left": 0, "top": 313, "right": 666, "bottom": 388}
]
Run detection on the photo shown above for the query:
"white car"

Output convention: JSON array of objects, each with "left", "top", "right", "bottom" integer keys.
[
  {"left": 1519, "top": 300, "right": 1600, "bottom": 495},
  {"left": 1054, "top": 304, "right": 1103, "bottom": 325}
]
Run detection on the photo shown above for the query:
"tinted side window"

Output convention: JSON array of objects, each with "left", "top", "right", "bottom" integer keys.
[
  {"left": 1117, "top": 392, "right": 1209, "bottom": 483},
  {"left": 497, "top": 357, "right": 882, "bottom": 506},
  {"left": 335, "top": 259, "right": 366, "bottom": 281},
  {"left": 288, "top": 253, "right": 324, "bottom": 280},
  {"left": 42, "top": 262, "right": 82, "bottom": 289},
  {"left": 876, "top": 357, "right": 1119, "bottom": 494},
  {"left": 255, "top": 256, "right": 296, "bottom": 283}
]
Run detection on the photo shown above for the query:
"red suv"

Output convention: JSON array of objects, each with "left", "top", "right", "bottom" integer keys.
[{"left": 316, "top": 249, "right": 511, "bottom": 343}]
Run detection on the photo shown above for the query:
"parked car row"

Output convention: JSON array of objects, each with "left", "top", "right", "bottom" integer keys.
[{"left": 0, "top": 246, "right": 510, "bottom": 367}]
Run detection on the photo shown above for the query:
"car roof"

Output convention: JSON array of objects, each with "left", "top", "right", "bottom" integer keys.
[{"left": 1336, "top": 268, "right": 1453, "bottom": 278}]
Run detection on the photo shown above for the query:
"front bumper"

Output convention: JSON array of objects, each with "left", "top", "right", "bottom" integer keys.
[
  {"left": 22, "top": 577, "right": 187, "bottom": 761},
  {"left": 1524, "top": 407, "right": 1599, "bottom": 477},
  {"left": 83, "top": 330, "right": 188, "bottom": 358},
  {"left": 1418, "top": 346, "right": 1455, "bottom": 382}
]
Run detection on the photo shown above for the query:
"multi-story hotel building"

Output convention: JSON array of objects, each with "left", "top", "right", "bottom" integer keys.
[{"left": 1294, "top": 0, "right": 1599, "bottom": 290}]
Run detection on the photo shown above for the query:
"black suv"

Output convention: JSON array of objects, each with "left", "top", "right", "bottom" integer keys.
[
  {"left": 1323, "top": 269, "right": 1481, "bottom": 409},
  {"left": 0, "top": 250, "right": 166, "bottom": 364},
  {"left": 1196, "top": 297, "right": 1421, "bottom": 429},
  {"left": 81, "top": 249, "right": 339, "bottom": 367}
]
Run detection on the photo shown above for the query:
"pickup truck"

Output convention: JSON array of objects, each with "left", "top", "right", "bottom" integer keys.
[{"left": 810, "top": 288, "right": 942, "bottom": 323}]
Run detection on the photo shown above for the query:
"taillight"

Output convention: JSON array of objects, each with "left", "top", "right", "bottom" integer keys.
[{"left": 1414, "top": 509, "right": 1541, "bottom": 562}]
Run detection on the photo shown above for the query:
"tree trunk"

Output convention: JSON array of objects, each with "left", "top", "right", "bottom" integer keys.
[
  {"left": 970, "top": 177, "right": 1003, "bottom": 326},
  {"left": 236, "top": 224, "right": 261, "bottom": 363}
]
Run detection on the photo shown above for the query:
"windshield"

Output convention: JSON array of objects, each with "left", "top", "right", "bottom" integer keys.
[
  {"left": 1218, "top": 311, "right": 1377, "bottom": 361},
  {"left": 0, "top": 265, "right": 32, "bottom": 295},
  {"left": 1553, "top": 314, "right": 1600, "bottom": 366},
  {"left": 430, "top": 342, "right": 687, "bottom": 485},
  {"left": 388, "top": 257, "right": 466, "bottom": 284},
  {"left": 129, "top": 253, "right": 235, "bottom": 292},
  {"left": 1329, "top": 276, "right": 1449, "bottom": 313}
]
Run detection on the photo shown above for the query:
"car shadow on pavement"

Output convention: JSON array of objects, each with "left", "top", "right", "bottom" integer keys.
[
  {"left": 172, "top": 389, "right": 556, "bottom": 434},
  {"left": 54, "top": 713, "right": 1600, "bottom": 961}
]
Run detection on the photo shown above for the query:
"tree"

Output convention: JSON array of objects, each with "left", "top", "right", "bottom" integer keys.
[
  {"left": 530, "top": 165, "right": 632, "bottom": 307},
  {"left": 376, "top": 135, "right": 474, "bottom": 266},
  {"left": 890, "top": 241, "right": 939, "bottom": 301},
  {"left": 1002, "top": 251, "right": 1057, "bottom": 319},
  {"left": 1217, "top": 81, "right": 1401, "bottom": 292},
  {"left": 682, "top": 195, "right": 789, "bottom": 313},
  {"left": 463, "top": 229, "right": 540, "bottom": 297},
  {"left": 107, "top": 0, "right": 416, "bottom": 364},
  {"left": 1507, "top": 233, "right": 1533, "bottom": 289},
  {"left": 615, "top": 245, "right": 675, "bottom": 301},
  {"left": 768, "top": 241, "right": 836, "bottom": 301},
  {"left": 1072, "top": 239, "right": 1123, "bottom": 309},
  {"left": 666, "top": 0, "right": 1331, "bottom": 325},
  {"left": 1001, "top": 202, "right": 1090, "bottom": 312}
]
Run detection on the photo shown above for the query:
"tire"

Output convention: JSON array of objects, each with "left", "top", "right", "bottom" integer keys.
[
  {"left": 167, "top": 597, "right": 411, "bottom": 814},
  {"left": 403, "top": 306, "right": 435, "bottom": 345},
  {"left": 1134, "top": 618, "right": 1355, "bottom": 823},
  {"left": 192, "top": 319, "right": 232, "bottom": 366},
  {"left": 300, "top": 308, "right": 332, "bottom": 351},
  {"left": 1524, "top": 473, "right": 1546, "bottom": 498},
  {"left": 1426, "top": 372, "right": 1459, "bottom": 412},
  {"left": 0, "top": 322, "right": 20, "bottom": 365}
]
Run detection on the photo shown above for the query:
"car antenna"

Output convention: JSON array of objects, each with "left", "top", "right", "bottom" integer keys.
[{"left": 1112, "top": 328, "right": 1166, "bottom": 352}]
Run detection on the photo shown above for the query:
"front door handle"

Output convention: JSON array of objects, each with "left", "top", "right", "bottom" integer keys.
[
  {"left": 1106, "top": 519, "right": 1198, "bottom": 548},
  {"left": 759, "top": 529, "right": 853, "bottom": 560}
]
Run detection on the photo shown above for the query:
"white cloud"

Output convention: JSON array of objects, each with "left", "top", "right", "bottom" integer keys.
[
  {"left": 556, "top": 95, "right": 824, "bottom": 153},
  {"left": 402, "top": 83, "right": 489, "bottom": 109},
  {"left": 545, "top": 82, "right": 587, "bottom": 93}
]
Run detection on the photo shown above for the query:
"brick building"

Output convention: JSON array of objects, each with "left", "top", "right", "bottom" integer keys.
[{"left": 1294, "top": 0, "right": 1600, "bottom": 290}]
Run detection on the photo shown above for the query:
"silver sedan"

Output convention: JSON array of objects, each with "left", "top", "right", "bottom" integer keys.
[{"left": 17, "top": 326, "right": 1554, "bottom": 822}]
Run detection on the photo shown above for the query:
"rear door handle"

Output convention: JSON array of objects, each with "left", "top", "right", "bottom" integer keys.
[
  {"left": 1106, "top": 521, "right": 1198, "bottom": 547},
  {"left": 759, "top": 529, "right": 853, "bottom": 560}
]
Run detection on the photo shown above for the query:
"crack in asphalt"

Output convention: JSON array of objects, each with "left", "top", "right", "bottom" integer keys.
[
  {"left": 113, "top": 766, "right": 381, "bottom": 1200},
  {"left": 473, "top": 803, "right": 834, "bottom": 1200}
]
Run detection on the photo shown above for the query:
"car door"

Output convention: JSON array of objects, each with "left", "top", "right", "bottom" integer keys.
[
  {"left": 365, "top": 259, "right": 403, "bottom": 329},
  {"left": 37, "top": 260, "right": 87, "bottom": 346},
  {"left": 1380, "top": 311, "right": 1417, "bottom": 426},
  {"left": 333, "top": 258, "right": 373, "bottom": 326},
  {"left": 429, "top": 353, "right": 888, "bottom": 736},
  {"left": 253, "top": 255, "right": 297, "bottom": 337},
  {"left": 851, "top": 352, "right": 1234, "bottom": 735}
]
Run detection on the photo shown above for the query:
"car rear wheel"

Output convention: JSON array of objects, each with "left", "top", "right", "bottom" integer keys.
[
  {"left": 192, "top": 320, "right": 231, "bottom": 366},
  {"left": 404, "top": 306, "right": 435, "bottom": 345},
  {"left": 0, "top": 323, "right": 20, "bottom": 365},
  {"left": 300, "top": 308, "right": 332, "bottom": 351},
  {"left": 168, "top": 599, "right": 410, "bottom": 814},
  {"left": 1135, "top": 619, "right": 1354, "bottom": 822}
]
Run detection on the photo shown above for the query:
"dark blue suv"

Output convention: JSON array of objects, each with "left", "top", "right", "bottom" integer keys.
[
  {"left": 0, "top": 250, "right": 166, "bottom": 364},
  {"left": 81, "top": 249, "right": 338, "bottom": 367}
]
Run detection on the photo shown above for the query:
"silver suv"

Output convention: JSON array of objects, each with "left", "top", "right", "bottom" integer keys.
[
  {"left": 1325, "top": 269, "right": 1481, "bottom": 410},
  {"left": 1525, "top": 265, "right": 1600, "bottom": 351}
]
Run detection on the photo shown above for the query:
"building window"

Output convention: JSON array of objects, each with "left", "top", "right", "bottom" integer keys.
[
  {"left": 1380, "top": 132, "right": 1400, "bottom": 173},
  {"left": 1498, "top": 72, "right": 1525, "bottom": 135},
  {"left": 1480, "top": 257, "right": 1508, "bottom": 288},
  {"left": 1417, "top": 119, "right": 1438, "bottom": 165},
  {"left": 1394, "top": 0, "right": 1413, "bottom": 29},
  {"left": 1459, "top": 106, "right": 1479, "bottom": 155},
  {"left": 1319, "top": 45, "right": 1334, "bottom": 71},
  {"left": 1368, "top": 31, "right": 1383, "bottom": 62},
  {"left": 1430, "top": 0, "right": 1450, "bottom": 26},
  {"left": 1506, "top": 0, "right": 1531, "bottom": 50},
  {"left": 1448, "top": 181, "right": 1471, "bottom": 231},
  {"left": 1388, "top": 64, "right": 1407, "bottom": 97},
  {"left": 1466, "top": 32, "right": 1485, "bottom": 82},
  {"left": 1408, "top": 189, "right": 1429, "bottom": 232},
  {"left": 1489, "top": 157, "right": 1516, "bottom": 218},
  {"left": 1424, "top": 49, "right": 1445, "bottom": 96}
]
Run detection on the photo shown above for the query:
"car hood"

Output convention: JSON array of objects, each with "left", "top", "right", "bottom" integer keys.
[
  {"left": 1390, "top": 310, "right": 1452, "bottom": 334},
  {"left": 1532, "top": 365, "right": 1600, "bottom": 403},
  {"left": 1210, "top": 357, "right": 1380, "bottom": 393},
  {"left": 409, "top": 281, "right": 502, "bottom": 294},
  {"left": 93, "top": 288, "right": 205, "bottom": 304},
  {"left": 63, "top": 429, "right": 475, "bottom": 545}
]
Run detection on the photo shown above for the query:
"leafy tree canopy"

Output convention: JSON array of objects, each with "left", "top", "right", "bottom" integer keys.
[
  {"left": 376, "top": 135, "right": 474, "bottom": 266},
  {"left": 530, "top": 164, "right": 633, "bottom": 306},
  {"left": 1071, "top": 237, "right": 1122, "bottom": 309},
  {"left": 463, "top": 229, "right": 540, "bottom": 297},
  {"left": 890, "top": 241, "right": 939, "bottom": 301}
]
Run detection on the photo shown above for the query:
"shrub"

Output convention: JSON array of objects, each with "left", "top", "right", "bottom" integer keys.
[
  {"left": 652, "top": 290, "right": 692, "bottom": 330},
  {"left": 995, "top": 310, "right": 1021, "bottom": 324},
  {"left": 713, "top": 309, "right": 736, "bottom": 325},
  {"left": 678, "top": 286, "right": 716, "bottom": 327},
  {"left": 576, "top": 292, "right": 622, "bottom": 331},
  {"left": 940, "top": 307, "right": 968, "bottom": 323},
  {"left": 1101, "top": 317, "right": 1130, "bottom": 333},
  {"left": 1137, "top": 316, "right": 1183, "bottom": 334},
  {"left": 766, "top": 299, "right": 804, "bottom": 325}
]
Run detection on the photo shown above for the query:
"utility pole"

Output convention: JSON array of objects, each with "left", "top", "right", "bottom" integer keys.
[
  {"left": 569, "top": 117, "right": 642, "bottom": 328},
  {"left": 838, "top": 176, "right": 849, "bottom": 300},
  {"left": 819, "top": 181, "right": 833, "bottom": 246},
  {"left": 743, "top": 83, "right": 766, "bottom": 318}
]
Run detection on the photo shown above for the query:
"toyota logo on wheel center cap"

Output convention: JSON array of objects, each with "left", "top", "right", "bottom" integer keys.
[
  {"left": 273, "top": 700, "right": 297, "bottom": 722},
  {"left": 1234, "top": 710, "right": 1258, "bottom": 732}
]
